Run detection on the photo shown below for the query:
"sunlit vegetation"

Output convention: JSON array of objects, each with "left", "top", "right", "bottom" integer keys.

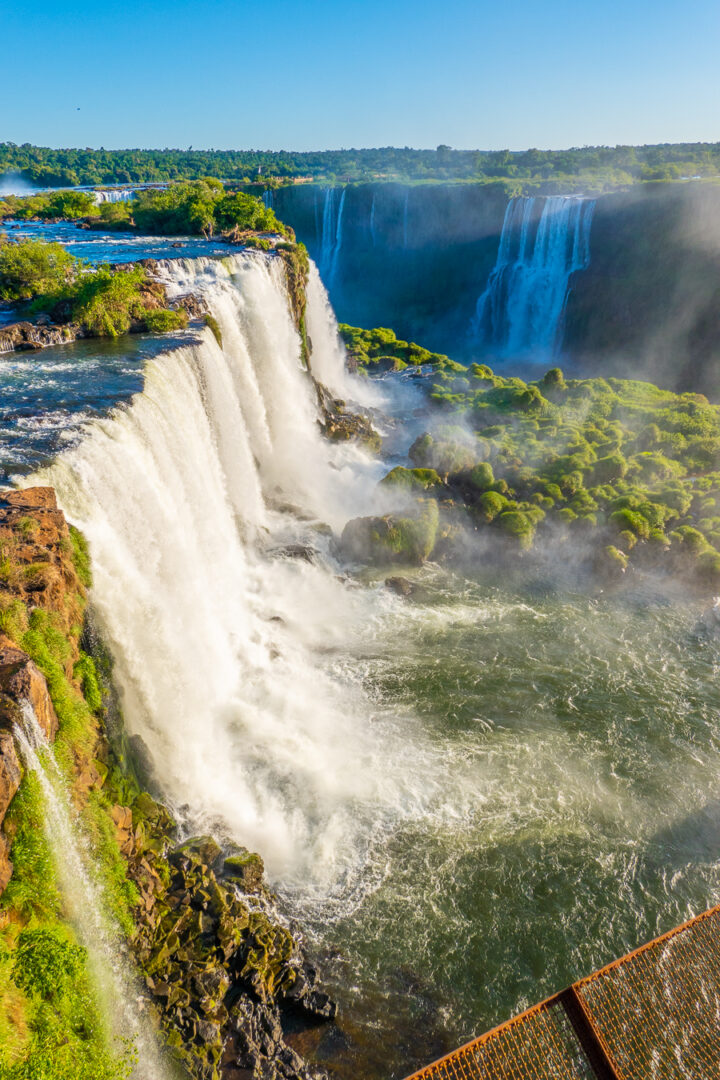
[
  {"left": 0, "top": 238, "right": 187, "bottom": 337},
  {"left": 3, "top": 141, "right": 720, "bottom": 188},
  {"left": 339, "top": 323, "right": 465, "bottom": 372},
  {"left": 374, "top": 358, "right": 720, "bottom": 585},
  {"left": 1, "top": 179, "right": 286, "bottom": 239},
  {"left": 0, "top": 531, "right": 138, "bottom": 1079}
]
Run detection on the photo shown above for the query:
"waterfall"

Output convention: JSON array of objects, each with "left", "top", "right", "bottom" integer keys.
[
  {"left": 305, "top": 261, "right": 377, "bottom": 403},
  {"left": 262, "top": 188, "right": 274, "bottom": 210},
  {"left": 369, "top": 193, "right": 377, "bottom": 246},
  {"left": 30, "top": 251, "right": 427, "bottom": 903},
  {"left": 402, "top": 189, "right": 410, "bottom": 249},
  {"left": 474, "top": 195, "right": 596, "bottom": 357},
  {"left": 93, "top": 188, "right": 136, "bottom": 204},
  {"left": 14, "top": 702, "right": 168, "bottom": 1078},
  {"left": 318, "top": 186, "right": 346, "bottom": 287}
]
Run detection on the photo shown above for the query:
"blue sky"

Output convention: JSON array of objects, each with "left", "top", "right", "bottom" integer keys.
[{"left": 3, "top": 0, "right": 720, "bottom": 151}]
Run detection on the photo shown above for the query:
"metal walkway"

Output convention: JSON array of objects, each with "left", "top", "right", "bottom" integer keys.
[{"left": 404, "top": 905, "right": 720, "bottom": 1080}]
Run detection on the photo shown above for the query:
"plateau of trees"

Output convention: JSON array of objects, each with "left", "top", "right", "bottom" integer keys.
[
  {"left": 2, "top": 142, "right": 720, "bottom": 190},
  {"left": 0, "top": 238, "right": 187, "bottom": 336},
  {"left": 0, "top": 180, "right": 285, "bottom": 239}
]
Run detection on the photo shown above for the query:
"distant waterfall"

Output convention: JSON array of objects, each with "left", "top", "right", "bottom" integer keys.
[
  {"left": 31, "top": 251, "right": 425, "bottom": 899},
  {"left": 262, "top": 188, "right": 274, "bottom": 209},
  {"left": 369, "top": 194, "right": 377, "bottom": 247},
  {"left": 15, "top": 703, "right": 167, "bottom": 1079},
  {"left": 93, "top": 188, "right": 136, "bottom": 204},
  {"left": 318, "top": 186, "right": 346, "bottom": 286},
  {"left": 474, "top": 195, "right": 596, "bottom": 357},
  {"left": 402, "top": 189, "right": 410, "bottom": 249}
]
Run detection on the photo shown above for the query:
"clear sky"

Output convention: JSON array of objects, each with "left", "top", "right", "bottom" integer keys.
[{"left": 3, "top": 0, "right": 720, "bottom": 152}]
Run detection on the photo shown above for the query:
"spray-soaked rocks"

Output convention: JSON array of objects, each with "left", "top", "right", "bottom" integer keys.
[
  {"left": 314, "top": 379, "right": 382, "bottom": 453},
  {"left": 126, "top": 828, "right": 335, "bottom": 1080},
  {"left": 341, "top": 500, "right": 440, "bottom": 566}
]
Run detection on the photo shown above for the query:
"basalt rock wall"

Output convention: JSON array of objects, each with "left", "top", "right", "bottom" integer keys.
[{"left": 275, "top": 181, "right": 720, "bottom": 396}]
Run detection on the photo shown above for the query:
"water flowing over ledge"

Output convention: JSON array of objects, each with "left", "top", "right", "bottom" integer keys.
[
  {"left": 28, "top": 252, "right": 425, "bottom": 904},
  {"left": 473, "top": 195, "right": 596, "bottom": 359}
]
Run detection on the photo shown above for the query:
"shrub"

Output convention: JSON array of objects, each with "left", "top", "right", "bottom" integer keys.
[
  {"left": 380, "top": 466, "right": 442, "bottom": 491},
  {"left": 141, "top": 307, "right": 188, "bottom": 333},
  {"left": 0, "top": 239, "right": 76, "bottom": 301},
  {"left": 468, "top": 462, "right": 494, "bottom": 490},
  {"left": 610, "top": 508, "right": 650, "bottom": 539},
  {"left": 9, "top": 930, "right": 85, "bottom": 1002},
  {"left": 590, "top": 453, "right": 627, "bottom": 484},
  {"left": 477, "top": 490, "right": 507, "bottom": 522},
  {"left": 496, "top": 510, "right": 535, "bottom": 550},
  {"left": 69, "top": 265, "right": 147, "bottom": 337}
]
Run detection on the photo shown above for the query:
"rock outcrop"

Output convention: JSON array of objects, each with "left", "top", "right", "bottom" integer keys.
[{"left": 314, "top": 380, "right": 381, "bottom": 453}]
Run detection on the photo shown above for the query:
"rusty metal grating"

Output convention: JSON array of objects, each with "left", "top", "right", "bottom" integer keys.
[{"left": 405, "top": 905, "right": 720, "bottom": 1080}]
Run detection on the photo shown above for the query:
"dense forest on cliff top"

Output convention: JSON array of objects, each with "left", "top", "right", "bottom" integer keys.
[{"left": 3, "top": 141, "right": 720, "bottom": 188}]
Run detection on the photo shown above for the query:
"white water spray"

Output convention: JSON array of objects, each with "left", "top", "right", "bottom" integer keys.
[
  {"left": 31, "top": 252, "right": 424, "bottom": 905},
  {"left": 474, "top": 195, "right": 595, "bottom": 357},
  {"left": 14, "top": 702, "right": 168, "bottom": 1079}
]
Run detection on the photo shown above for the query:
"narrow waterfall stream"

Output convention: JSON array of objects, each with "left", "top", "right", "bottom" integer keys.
[
  {"left": 14, "top": 702, "right": 169, "bottom": 1079},
  {"left": 474, "top": 195, "right": 596, "bottom": 358}
]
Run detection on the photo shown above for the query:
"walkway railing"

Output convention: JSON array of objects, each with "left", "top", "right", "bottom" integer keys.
[{"left": 404, "top": 904, "right": 720, "bottom": 1080}]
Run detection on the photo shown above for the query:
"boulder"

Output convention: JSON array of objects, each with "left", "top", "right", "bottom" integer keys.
[{"left": 0, "top": 638, "right": 59, "bottom": 741}]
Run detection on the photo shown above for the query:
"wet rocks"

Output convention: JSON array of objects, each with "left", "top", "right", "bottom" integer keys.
[
  {"left": 314, "top": 380, "right": 382, "bottom": 453},
  {"left": 0, "top": 320, "right": 80, "bottom": 353},
  {"left": 385, "top": 576, "right": 415, "bottom": 598},
  {"left": 127, "top": 830, "right": 335, "bottom": 1080}
]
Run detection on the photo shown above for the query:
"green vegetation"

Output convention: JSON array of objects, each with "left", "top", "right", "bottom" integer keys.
[
  {"left": 0, "top": 238, "right": 187, "bottom": 338},
  {"left": 0, "top": 240, "right": 75, "bottom": 302},
  {"left": 3, "top": 142, "right": 720, "bottom": 189},
  {"left": 339, "top": 324, "right": 465, "bottom": 372},
  {"left": 0, "top": 512, "right": 146, "bottom": 1077},
  {"left": 367, "top": 356, "right": 720, "bottom": 586},
  {"left": 1, "top": 179, "right": 286, "bottom": 240},
  {"left": 0, "top": 923, "right": 135, "bottom": 1079}
]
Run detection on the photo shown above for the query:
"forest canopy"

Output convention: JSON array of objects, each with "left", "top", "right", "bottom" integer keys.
[{"left": 2, "top": 142, "right": 720, "bottom": 190}]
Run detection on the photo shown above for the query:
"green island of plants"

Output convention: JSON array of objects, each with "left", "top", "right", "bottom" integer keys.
[
  {"left": 0, "top": 237, "right": 188, "bottom": 338},
  {"left": 0, "top": 179, "right": 287, "bottom": 241},
  {"left": 347, "top": 355, "right": 720, "bottom": 589},
  {"left": 338, "top": 323, "right": 465, "bottom": 373}
]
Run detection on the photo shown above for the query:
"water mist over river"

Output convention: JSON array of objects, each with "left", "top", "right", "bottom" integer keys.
[{"left": 3, "top": 237, "right": 719, "bottom": 1078}]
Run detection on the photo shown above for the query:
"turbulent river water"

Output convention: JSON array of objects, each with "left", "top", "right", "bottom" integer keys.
[{"left": 3, "top": 225, "right": 720, "bottom": 1079}]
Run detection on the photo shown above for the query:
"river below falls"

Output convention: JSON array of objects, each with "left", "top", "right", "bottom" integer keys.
[{"left": 282, "top": 566, "right": 720, "bottom": 1079}]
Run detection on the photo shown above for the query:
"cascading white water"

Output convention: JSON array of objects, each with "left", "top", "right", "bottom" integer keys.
[
  {"left": 93, "top": 188, "right": 136, "bottom": 204},
  {"left": 474, "top": 195, "right": 596, "bottom": 357},
  {"left": 30, "top": 251, "right": 433, "bottom": 906},
  {"left": 262, "top": 189, "right": 274, "bottom": 209},
  {"left": 14, "top": 702, "right": 168, "bottom": 1079},
  {"left": 318, "top": 187, "right": 346, "bottom": 287},
  {"left": 305, "top": 261, "right": 378, "bottom": 406}
]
